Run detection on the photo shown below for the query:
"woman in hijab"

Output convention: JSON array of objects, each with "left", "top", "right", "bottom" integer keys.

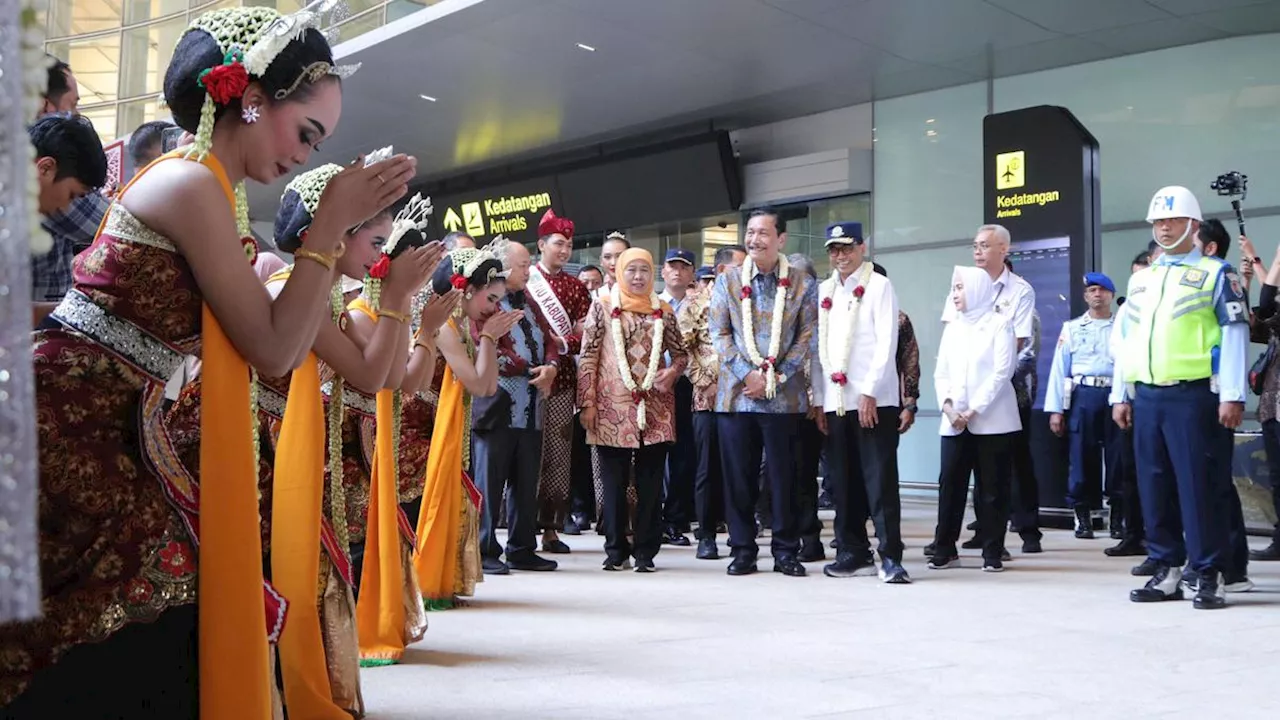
[
  {"left": 928, "top": 265, "right": 1021, "bottom": 573},
  {"left": 578, "top": 249, "right": 688, "bottom": 572}
]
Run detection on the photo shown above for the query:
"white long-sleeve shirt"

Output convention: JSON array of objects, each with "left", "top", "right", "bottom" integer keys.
[
  {"left": 813, "top": 269, "right": 900, "bottom": 410},
  {"left": 934, "top": 312, "right": 1022, "bottom": 436}
]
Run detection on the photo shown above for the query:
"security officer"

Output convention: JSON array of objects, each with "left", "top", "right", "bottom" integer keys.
[
  {"left": 1047, "top": 273, "right": 1121, "bottom": 540},
  {"left": 1112, "top": 186, "right": 1249, "bottom": 610}
]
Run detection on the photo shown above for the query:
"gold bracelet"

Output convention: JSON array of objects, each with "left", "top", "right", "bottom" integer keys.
[
  {"left": 294, "top": 247, "right": 336, "bottom": 271},
  {"left": 479, "top": 332, "right": 498, "bottom": 344},
  {"left": 377, "top": 309, "right": 409, "bottom": 324},
  {"left": 414, "top": 338, "right": 436, "bottom": 352}
]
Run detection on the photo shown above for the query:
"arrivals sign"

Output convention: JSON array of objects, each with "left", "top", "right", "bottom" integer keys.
[{"left": 430, "top": 178, "right": 563, "bottom": 246}]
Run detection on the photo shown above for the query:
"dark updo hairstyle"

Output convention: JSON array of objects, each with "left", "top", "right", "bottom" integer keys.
[
  {"left": 430, "top": 252, "right": 505, "bottom": 296},
  {"left": 163, "top": 20, "right": 336, "bottom": 136},
  {"left": 274, "top": 191, "right": 410, "bottom": 255}
]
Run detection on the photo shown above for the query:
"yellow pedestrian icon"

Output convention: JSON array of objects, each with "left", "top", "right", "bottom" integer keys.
[
  {"left": 996, "top": 150, "right": 1025, "bottom": 190},
  {"left": 442, "top": 207, "right": 463, "bottom": 233},
  {"left": 461, "top": 201, "right": 486, "bottom": 237}
]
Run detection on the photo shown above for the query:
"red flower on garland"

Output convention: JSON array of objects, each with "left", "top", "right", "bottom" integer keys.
[
  {"left": 241, "top": 236, "right": 258, "bottom": 266},
  {"left": 652, "top": 309, "right": 663, "bottom": 320},
  {"left": 369, "top": 255, "right": 391, "bottom": 280},
  {"left": 779, "top": 277, "right": 791, "bottom": 288},
  {"left": 450, "top": 273, "right": 468, "bottom": 290},
  {"left": 611, "top": 306, "right": 622, "bottom": 319},
  {"left": 820, "top": 297, "right": 833, "bottom": 310},
  {"left": 158, "top": 541, "right": 195, "bottom": 576},
  {"left": 198, "top": 54, "right": 249, "bottom": 106},
  {"left": 741, "top": 286, "right": 752, "bottom": 299},
  {"left": 831, "top": 372, "right": 848, "bottom": 385},
  {"left": 853, "top": 285, "right": 865, "bottom": 299},
  {"left": 631, "top": 389, "right": 646, "bottom": 404}
]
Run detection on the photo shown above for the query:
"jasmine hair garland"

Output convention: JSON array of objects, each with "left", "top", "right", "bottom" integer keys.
[{"left": 364, "top": 193, "right": 434, "bottom": 310}]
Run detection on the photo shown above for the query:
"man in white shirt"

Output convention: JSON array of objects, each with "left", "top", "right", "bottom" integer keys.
[
  {"left": 940, "top": 224, "right": 1043, "bottom": 554},
  {"left": 813, "top": 222, "right": 908, "bottom": 584}
]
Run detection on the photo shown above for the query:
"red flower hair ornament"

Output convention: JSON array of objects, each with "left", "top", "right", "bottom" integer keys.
[
  {"left": 198, "top": 50, "right": 250, "bottom": 106},
  {"left": 537, "top": 209, "right": 575, "bottom": 240},
  {"left": 368, "top": 255, "right": 391, "bottom": 280},
  {"left": 450, "top": 273, "right": 469, "bottom": 290}
]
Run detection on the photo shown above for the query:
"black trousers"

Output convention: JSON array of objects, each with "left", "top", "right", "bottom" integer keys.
[
  {"left": 1116, "top": 426, "right": 1146, "bottom": 543},
  {"left": 692, "top": 411, "right": 724, "bottom": 539},
  {"left": 827, "top": 407, "right": 904, "bottom": 563},
  {"left": 599, "top": 443, "right": 669, "bottom": 562},
  {"left": 474, "top": 426, "right": 543, "bottom": 558},
  {"left": 569, "top": 411, "right": 597, "bottom": 522},
  {"left": 718, "top": 413, "right": 802, "bottom": 559},
  {"left": 3, "top": 605, "right": 198, "bottom": 718},
  {"left": 1260, "top": 420, "right": 1280, "bottom": 543},
  {"left": 662, "top": 377, "right": 697, "bottom": 529},
  {"left": 795, "top": 416, "right": 825, "bottom": 543},
  {"left": 935, "top": 431, "right": 1015, "bottom": 562},
  {"left": 1009, "top": 406, "right": 1042, "bottom": 541}
]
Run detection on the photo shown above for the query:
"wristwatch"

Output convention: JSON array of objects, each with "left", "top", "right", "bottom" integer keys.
[{"left": 903, "top": 403, "right": 918, "bottom": 413}]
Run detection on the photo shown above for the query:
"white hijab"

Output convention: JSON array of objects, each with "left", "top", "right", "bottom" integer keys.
[{"left": 951, "top": 265, "right": 997, "bottom": 323}]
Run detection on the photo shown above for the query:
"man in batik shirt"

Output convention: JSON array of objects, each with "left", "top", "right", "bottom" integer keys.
[{"left": 710, "top": 209, "right": 818, "bottom": 578}]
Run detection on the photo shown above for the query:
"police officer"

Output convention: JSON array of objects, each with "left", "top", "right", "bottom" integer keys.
[
  {"left": 1112, "top": 186, "right": 1249, "bottom": 610},
  {"left": 1048, "top": 273, "right": 1122, "bottom": 540}
]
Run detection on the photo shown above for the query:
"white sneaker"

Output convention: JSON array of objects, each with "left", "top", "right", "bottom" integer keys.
[{"left": 1225, "top": 577, "right": 1254, "bottom": 593}]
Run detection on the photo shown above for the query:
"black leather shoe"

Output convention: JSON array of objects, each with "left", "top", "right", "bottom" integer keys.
[
  {"left": 773, "top": 557, "right": 807, "bottom": 577},
  {"left": 696, "top": 537, "right": 719, "bottom": 560},
  {"left": 1130, "top": 565, "right": 1183, "bottom": 602},
  {"left": 823, "top": 552, "right": 877, "bottom": 578},
  {"left": 506, "top": 553, "right": 557, "bottom": 572},
  {"left": 1105, "top": 538, "right": 1146, "bottom": 557},
  {"left": 1250, "top": 542, "right": 1280, "bottom": 561},
  {"left": 966, "top": 520, "right": 979, "bottom": 531},
  {"left": 602, "top": 557, "right": 631, "bottom": 572},
  {"left": 1131, "top": 557, "right": 1160, "bottom": 576},
  {"left": 482, "top": 558, "right": 510, "bottom": 575},
  {"left": 570, "top": 512, "right": 592, "bottom": 533},
  {"left": 1193, "top": 570, "right": 1226, "bottom": 609},
  {"left": 961, "top": 536, "right": 983, "bottom": 550},
  {"left": 922, "top": 541, "right": 936, "bottom": 557},
  {"left": 1108, "top": 504, "right": 1124, "bottom": 540},
  {"left": 797, "top": 540, "right": 826, "bottom": 563},
  {"left": 634, "top": 557, "right": 656, "bottom": 573},
  {"left": 541, "top": 537, "right": 572, "bottom": 554},
  {"left": 727, "top": 555, "right": 758, "bottom": 576},
  {"left": 1021, "top": 538, "right": 1043, "bottom": 554},
  {"left": 1073, "top": 506, "right": 1094, "bottom": 539},
  {"left": 663, "top": 527, "right": 691, "bottom": 546},
  {"left": 561, "top": 518, "right": 582, "bottom": 536}
]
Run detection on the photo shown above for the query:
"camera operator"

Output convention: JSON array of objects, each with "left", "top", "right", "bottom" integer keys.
[{"left": 1240, "top": 232, "right": 1280, "bottom": 562}]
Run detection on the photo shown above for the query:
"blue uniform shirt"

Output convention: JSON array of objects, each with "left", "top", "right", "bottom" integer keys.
[
  {"left": 1109, "top": 247, "right": 1249, "bottom": 404},
  {"left": 1045, "top": 313, "right": 1114, "bottom": 414}
]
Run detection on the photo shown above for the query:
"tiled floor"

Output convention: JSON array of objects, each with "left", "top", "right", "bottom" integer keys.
[{"left": 362, "top": 504, "right": 1280, "bottom": 719}]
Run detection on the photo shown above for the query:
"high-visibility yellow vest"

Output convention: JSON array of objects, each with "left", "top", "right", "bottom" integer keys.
[{"left": 1119, "top": 255, "right": 1223, "bottom": 384}]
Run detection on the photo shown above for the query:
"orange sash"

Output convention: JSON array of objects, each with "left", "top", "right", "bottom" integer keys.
[
  {"left": 349, "top": 298, "right": 410, "bottom": 664},
  {"left": 414, "top": 329, "right": 465, "bottom": 606},
  {"left": 271, "top": 353, "right": 349, "bottom": 717}
]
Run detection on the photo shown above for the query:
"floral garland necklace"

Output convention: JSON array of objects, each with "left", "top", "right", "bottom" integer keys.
[
  {"left": 608, "top": 284, "right": 665, "bottom": 431},
  {"left": 818, "top": 261, "right": 874, "bottom": 417},
  {"left": 740, "top": 254, "right": 791, "bottom": 399}
]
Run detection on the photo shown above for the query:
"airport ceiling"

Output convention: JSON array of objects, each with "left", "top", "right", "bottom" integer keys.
[{"left": 248, "top": 0, "right": 1280, "bottom": 216}]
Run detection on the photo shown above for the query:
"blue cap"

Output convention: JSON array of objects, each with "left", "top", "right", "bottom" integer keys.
[
  {"left": 1084, "top": 272, "right": 1115, "bottom": 293},
  {"left": 665, "top": 248, "right": 695, "bottom": 265},
  {"left": 825, "top": 222, "right": 864, "bottom": 246},
  {"left": 696, "top": 265, "right": 715, "bottom": 280}
]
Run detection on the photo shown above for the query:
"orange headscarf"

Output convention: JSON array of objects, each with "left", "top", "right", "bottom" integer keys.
[{"left": 605, "top": 248, "right": 671, "bottom": 315}]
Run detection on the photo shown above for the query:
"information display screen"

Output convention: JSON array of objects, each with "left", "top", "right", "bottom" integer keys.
[{"left": 1010, "top": 236, "right": 1071, "bottom": 410}]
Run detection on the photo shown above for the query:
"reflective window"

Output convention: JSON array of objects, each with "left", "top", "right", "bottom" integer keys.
[
  {"left": 48, "top": 0, "right": 123, "bottom": 38},
  {"left": 334, "top": 7, "right": 386, "bottom": 44},
  {"left": 123, "top": 0, "right": 188, "bottom": 25},
  {"left": 47, "top": 33, "right": 122, "bottom": 104},
  {"left": 116, "top": 96, "right": 167, "bottom": 141},
  {"left": 119, "top": 15, "right": 187, "bottom": 99},
  {"left": 80, "top": 104, "right": 118, "bottom": 144}
]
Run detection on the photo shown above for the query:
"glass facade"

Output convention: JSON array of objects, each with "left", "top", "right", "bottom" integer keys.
[{"left": 44, "top": 0, "right": 445, "bottom": 144}]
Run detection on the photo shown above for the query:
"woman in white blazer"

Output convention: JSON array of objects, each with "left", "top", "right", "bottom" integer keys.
[{"left": 929, "top": 265, "right": 1021, "bottom": 572}]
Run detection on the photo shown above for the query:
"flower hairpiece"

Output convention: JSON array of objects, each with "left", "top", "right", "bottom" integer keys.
[{"left": 365, "top": 193, "right": 434, "bottom": 310}]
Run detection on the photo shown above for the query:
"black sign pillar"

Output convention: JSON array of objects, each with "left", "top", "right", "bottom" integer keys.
[{"left": 983, "top": 105, "right": 1101, "bottom": 524}]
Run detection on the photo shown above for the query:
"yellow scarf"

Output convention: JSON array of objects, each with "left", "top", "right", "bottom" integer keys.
[{"left": 349, "top": 297, "right": 409, "bottom": 664}]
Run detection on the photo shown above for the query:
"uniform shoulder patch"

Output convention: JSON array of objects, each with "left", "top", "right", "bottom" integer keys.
[{"left": 1180, "top": 267, "right": 1208, "bottom": 289}]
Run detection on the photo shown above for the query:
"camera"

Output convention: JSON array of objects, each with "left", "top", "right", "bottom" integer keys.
[{"left": 1210, "top": 171, "right": 1248, "bottom": 199}]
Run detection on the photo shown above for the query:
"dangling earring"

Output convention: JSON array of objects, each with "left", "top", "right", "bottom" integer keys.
[{"left": 241, "top": 104, "right": 261, "bottom": 124}]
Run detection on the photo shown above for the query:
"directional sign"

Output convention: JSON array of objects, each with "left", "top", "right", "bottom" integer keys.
[
  {"left": 461, "top": 201, "right": 485, "bottom": 237},
  {"left": 442, "top": 207, "right": 463, "bottom": 233}
]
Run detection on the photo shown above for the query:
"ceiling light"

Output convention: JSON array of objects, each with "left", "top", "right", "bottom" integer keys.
[
  {"left": 926, "top": 118, "right": 936, "bottom": 123},
  {"left": 576, "top": 42, "right": 596, "bottom": 52},
  {"left": 419, "top": 94, "right": 437, "bottom": 102},
  {"left": 926, "top": 130, "right": 937, "bottom": 137}
]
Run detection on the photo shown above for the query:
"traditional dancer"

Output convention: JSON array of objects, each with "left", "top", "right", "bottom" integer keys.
[
  {"left": 1, "top": 5, "right": 413, "bottom": 716},
  {"left": 414, "top": 249, "right": 523, "bottom": 608}
]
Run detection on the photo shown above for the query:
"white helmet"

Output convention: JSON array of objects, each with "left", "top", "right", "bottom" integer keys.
[{"left": 1146, "top": 186, "right": 1202, "bottom": 223}]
